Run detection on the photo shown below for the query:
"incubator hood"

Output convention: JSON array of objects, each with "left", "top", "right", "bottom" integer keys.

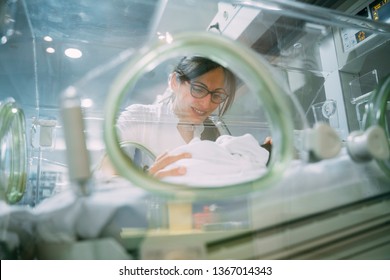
[{"left": 1, "top": 0, "right": 390, "bottom": 260}]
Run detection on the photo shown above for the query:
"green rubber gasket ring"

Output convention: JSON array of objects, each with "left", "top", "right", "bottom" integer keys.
[
  {"left": 0, "top": 98, "right": 27, "bottom": 204},
  {"left": 104, "top": 32, "right": 296, "bottom": 201},
  {"left": 363, "top": 75, "right": 390, "bottom": 178}
]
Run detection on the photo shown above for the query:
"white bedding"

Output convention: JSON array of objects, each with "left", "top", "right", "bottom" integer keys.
[{"left": 161, "top": 134, "right": 269, "bottom": 186}]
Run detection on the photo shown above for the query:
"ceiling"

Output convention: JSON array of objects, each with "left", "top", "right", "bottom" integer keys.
[
  {"left": 1, "top": 0, "right": 159, "bottom": 115},
  {"left": 0, "top": 0, "right": 218, "bottom": 116}
]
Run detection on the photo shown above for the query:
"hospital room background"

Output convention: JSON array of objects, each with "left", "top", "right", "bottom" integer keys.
[{"left": 1, "top": 0, "right": 390, "bottom": 260}]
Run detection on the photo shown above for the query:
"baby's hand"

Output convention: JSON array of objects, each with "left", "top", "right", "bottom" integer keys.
[{"left": 148, "top": 152, "right": 192, "bottom": 179}]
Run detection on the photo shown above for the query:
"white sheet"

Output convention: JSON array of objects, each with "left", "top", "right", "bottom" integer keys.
[{"left": 161, "top": 134, "right": 269, "bottom": 186}]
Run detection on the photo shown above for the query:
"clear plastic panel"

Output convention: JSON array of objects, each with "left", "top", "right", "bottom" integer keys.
[{"left": 349, "top": 69, "right": 378, "bottom": 129}]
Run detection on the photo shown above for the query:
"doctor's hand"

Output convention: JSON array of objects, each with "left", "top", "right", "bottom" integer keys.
[{"left": 148, "top": 151, "right": 192, "bottom": 179}]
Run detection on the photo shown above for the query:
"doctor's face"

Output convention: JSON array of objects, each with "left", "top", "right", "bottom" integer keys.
[{"left": 172, "top": 67, "right": 226, "bottom": 124}]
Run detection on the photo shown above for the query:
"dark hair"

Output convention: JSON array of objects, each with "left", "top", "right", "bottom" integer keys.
[{"left": 173, "top": 56, "right": 236, "bottom": 116}]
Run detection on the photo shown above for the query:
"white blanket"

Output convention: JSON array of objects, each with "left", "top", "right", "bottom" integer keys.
[
  {"left": 161, "top": 134, "right": 269, "bottom": 186},
  {"left": 33, "top": 178, "right": 149, "bottom": 243}
]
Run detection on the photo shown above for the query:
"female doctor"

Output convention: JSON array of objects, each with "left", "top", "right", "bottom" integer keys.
[{"left": 100, "top": 56, "right": 237, "bottom": 179}]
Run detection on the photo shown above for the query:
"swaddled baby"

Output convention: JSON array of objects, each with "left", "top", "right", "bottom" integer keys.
[{"left": 161, "top": 134, "right": 269, "bottom": 186}]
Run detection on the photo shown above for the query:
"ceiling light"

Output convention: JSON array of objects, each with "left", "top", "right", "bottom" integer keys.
[
  {"left": 1, "top": 36, "right": 7, "bottom": 44},
  {"left": 43, "top": 36, "right": 53, "bottom": 42},
  {"left": 46, "top": 47, "right": 55, "bottom": 54},
  {"left": 64, "top": 48, "right": 83, "bottom": 59}
]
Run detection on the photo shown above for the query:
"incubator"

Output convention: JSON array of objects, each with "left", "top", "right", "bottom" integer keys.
[{"left": 1, "top": 0, "right": 390, "bottom": 260}]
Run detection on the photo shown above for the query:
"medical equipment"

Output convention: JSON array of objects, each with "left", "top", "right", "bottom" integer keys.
[{"left": 0, "top": 0, "right": 390, "bottom": 260}]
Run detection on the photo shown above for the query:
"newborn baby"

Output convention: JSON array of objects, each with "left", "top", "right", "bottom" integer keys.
[{"left": 161, "top": 134, "right": 269, "bottom": 186}]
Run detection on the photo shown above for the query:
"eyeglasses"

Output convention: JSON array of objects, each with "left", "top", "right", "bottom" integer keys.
[{"left": 189, "top": 82, "right": 228, "bottom": 104}]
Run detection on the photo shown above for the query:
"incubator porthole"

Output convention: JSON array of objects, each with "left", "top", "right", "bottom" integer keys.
[
  {"left": 0, "top": 98, "right": 28, "bottom": 204},
  {"left": 363, "top": 75, "right": 390, "bottom": 177},
  {"left": 104, "top": 31, "right": 298, "bottom": 200}
]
